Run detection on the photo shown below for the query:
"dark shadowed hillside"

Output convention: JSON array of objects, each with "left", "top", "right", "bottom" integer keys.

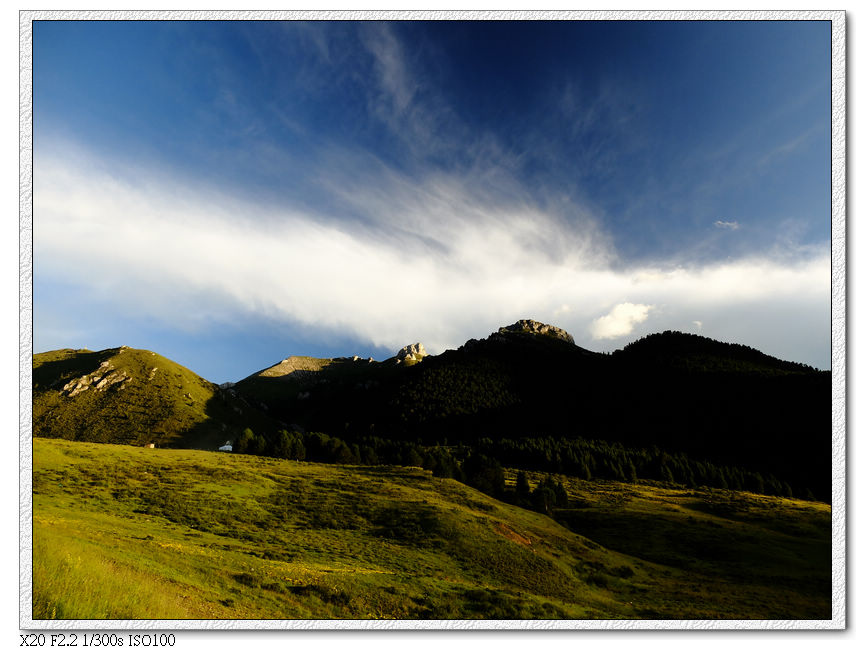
[
  {"left": 616, "top": 330, "right": 820, "bottom": 375},
  {"left": 234, "top": 322, "right": 830, "bottom": 500}
]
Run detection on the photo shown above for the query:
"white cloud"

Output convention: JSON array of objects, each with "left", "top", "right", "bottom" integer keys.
[
  {"left": 33, "top": 146, "right": 831, "bottom": 368},
  {"left": 357, "top": 23, "right": 463, "bottom": 160},
  {"left": 361, "top": 23, "right": 417, "bottom": 117},
  {"left": 33, "top": 146, "right": 606, "bottom": 353},
  {"left": 714, "top": 220, "right": 741, "bottom": 230},
  {"left": 693, "top": 320, "right": 703, "bottom": 332},
  {"left": 757, "top": 122, "right": 824, "bottom": 169},
  {"left": 590, "top": 303, "right": 654, "bottom": 340}
]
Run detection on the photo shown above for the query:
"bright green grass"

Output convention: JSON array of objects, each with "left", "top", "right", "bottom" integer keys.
[
  {"left": 32, "top": 439, "right": 831, "bottom": 621},
  {"left": 33, "top": 439, "right": 629, "bottom": 620}
]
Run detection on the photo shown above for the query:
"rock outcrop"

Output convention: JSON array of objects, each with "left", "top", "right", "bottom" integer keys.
[
  {"left": 395, "top": 342, "right": 427, "bottom": 364},
  {"left": 61, "top": 361, "right": 131, "bottom": 397},
  {"left": 496, "top": 319, "right": 575, "bottom": 345}
]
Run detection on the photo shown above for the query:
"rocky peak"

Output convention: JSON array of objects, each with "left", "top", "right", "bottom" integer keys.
[
  {"left": 395, "top": 342, "right": 427, "bottom": 364},
  {"left": 497, "top": 319, "right": 575, "bottom": 345}
]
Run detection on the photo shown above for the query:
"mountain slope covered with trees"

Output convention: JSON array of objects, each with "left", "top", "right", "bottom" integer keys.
[{"left": 32, "top": 321, "right": 830, "bottom": 501}]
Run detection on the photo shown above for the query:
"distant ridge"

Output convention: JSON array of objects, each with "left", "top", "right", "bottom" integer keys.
[{"left": 618, "top": 330, "right": 819, "bottom": 375}]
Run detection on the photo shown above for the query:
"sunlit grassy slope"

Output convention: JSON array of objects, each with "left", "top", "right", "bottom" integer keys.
[
  {"left": 33, "top": 348, "right": 276, "bottom": 450},
  {"left": 32, "top": 439, "right": 830, "bottom": 620}
]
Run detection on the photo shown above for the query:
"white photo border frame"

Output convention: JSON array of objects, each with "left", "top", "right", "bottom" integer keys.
[{"left": 18, "top": 8, "right": 847, "bottom": 631}]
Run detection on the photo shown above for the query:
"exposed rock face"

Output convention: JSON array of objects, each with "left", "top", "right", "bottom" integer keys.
[
  {"left": 395, "top": 342, "right": 427, "bottom": 364},
  {"left": 61, "top": 361, "right": 131, "bottom": 397},
  {"left": 496, "top": 319, "right": 575, "bottom": 345}
]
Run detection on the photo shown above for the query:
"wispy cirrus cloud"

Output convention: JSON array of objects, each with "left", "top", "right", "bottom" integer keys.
[
  {"left": 362, "top": 22, "right": 417, "bottom": 117},
  {"left": 714, "top": 220, "right": 741, "bottom": 230},
  {"left": 757, "top": 122, "right": 826, "bottom": 169},
  {"left": 357, "top": 23, "right": 465, "bottom": 163}
]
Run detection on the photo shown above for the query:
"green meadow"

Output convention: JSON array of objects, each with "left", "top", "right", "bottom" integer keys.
[{"left": 32, "top": 438, "right": 830, "bottom": 620}]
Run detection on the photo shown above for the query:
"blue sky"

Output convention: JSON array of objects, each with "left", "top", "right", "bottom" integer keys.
[{"left": 32, "top": 19, "right": 832, "bottom": 382}]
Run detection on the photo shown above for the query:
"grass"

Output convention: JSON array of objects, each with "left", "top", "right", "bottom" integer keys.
[
  {"left": 32, "top": 348, "right": 276, "bottom": 450},
  {"left": 509, "top": 470, "right": 831, "bottom": 619},
  {"left": 31, "top": 439, "right": 831, "bottom": 620},
  {"left": 33, "top": 439, "right": 618, "bottom": 619}
]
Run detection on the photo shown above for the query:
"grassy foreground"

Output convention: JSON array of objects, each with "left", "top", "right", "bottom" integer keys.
[{"left": 32, "top": 439, "right": 830, "bottom": 620}]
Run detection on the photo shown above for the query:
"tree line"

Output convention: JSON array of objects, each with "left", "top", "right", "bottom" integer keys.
[{"left": 230, "top": 427, "right": 812, "bottom": 503}]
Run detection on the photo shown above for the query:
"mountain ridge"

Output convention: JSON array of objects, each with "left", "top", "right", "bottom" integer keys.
[{"left": 32, "top": 320, "right": 830, "bottom": 500}]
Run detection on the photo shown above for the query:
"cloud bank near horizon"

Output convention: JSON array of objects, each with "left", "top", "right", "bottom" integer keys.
[{"left": 33, "top": 146, "right": 831, "bottom": 368}]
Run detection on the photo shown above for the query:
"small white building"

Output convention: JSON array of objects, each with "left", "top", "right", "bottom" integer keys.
[{"left": 218, "top": 441, "right": 233, "bottom": 452}]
